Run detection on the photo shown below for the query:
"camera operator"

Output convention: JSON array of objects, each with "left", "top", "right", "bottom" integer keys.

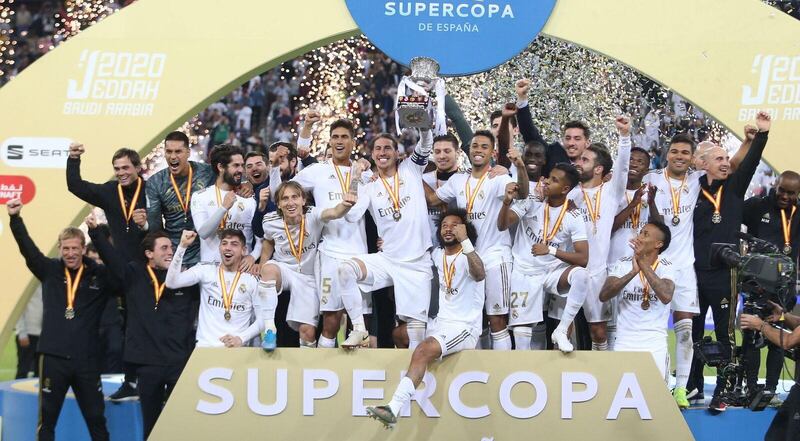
[
  {"left": 742, "top": 170, "right": 800, "bottom": 401},
  {"left": 741, "top": 305, "right": 800, "bottom": 441},
  {"left": 690, "top": 111, "right": 771, "bottom": 411}
]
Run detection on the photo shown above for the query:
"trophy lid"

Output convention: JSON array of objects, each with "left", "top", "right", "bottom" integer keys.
[{"left": 408, "top": 57, "right": 440, "bottom": 81}]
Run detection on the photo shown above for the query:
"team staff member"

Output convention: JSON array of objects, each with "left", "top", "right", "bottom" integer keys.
[
  {"left": 87, "top": 217, "right": 195, "bottom": 439},
  {"left": 741, "top": 170, "right": 800, "bottom": 397},
  {"left": 67, "top": 142, "right": 148, "bottom": 401},
  {"left": 690, "top": 111, "right": 771, "bottom": 412},
  {"left": 145, "top": 131, "right": 216, "bottom": 267},
  {"left": 7, "top": 198, "right": 111, "bottom": 441}
]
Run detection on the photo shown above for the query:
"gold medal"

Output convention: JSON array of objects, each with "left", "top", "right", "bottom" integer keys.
[
  {"left": 214, "top": 186, "right": 230, "bottom": 230},
  {"left": 581, "top": 183, "right": 603, "bottom": 235},
  {"left": 218, "top": 266, "right": 242, "bottom": 322},
  {"left": 380, "top": 173, "right": 402, "bottom": 222},
  {"left": 780, "top": 206, "right": 795, "bottom": 256},
  {"left": 170, "top": 165, "right": 193, "bottom": 222},
  {"left": 701, "top": 185, "right": 723, "bottom": 225},
  {"left": 117, "top": 177, "right": 142, "bottom": 233},
  {"left": 465, "top": 172, "right": 489, "bottom": 216},
  {"left": 442, "top": 250, "right": 463, "bottom": 294},
  {"left": 665, "top": 171, "right": 687, "bottom": 229},
  {"left": 146, "top": 266, "right": 166, "bottom": 311},
  {"left": 638, "top": 260, "right": 660, "bottom": 310},
  {"left": 333, "top": 164, "right": 351, "bottom": 195},
  {"left": 624, "top": 190, "right": 642, "bottom": 230},
  {"left": 283, "top": 217, "right": 306, "bottom": 263},
  {"left": 543, "top": 200, "right": 568, "bottom": 242},
  {"left": 64, "top": 265, "right": 84, "bottom": 321}
]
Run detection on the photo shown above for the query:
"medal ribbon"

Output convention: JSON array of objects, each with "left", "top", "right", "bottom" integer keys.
[
  {"left": 701, "top": 185, "right": 723, "bottom": 218},
  {"left": 581, "top": 183, "right": 603, "bottom": 231},
  {"left": 624, "top": 191, "right": 642, "bottom": 230},
  {"left": 117, "top": 178, "right": 142, "bottom": 226},
  {"left": 665, "top": 172, "right": 687, "bottom": 222},
  {"left": 442, "top": 250, "right": 463, "bottom": 290},
  {"left": 218, "top": 267, "right": 242, "bottom": 316},
  {"left": 64, "top": 265, "right": 85, "bottom": 312},
  {"left": 781, "top": 206, "right": 796, "bottom": 251},
  {"left": 283, "top": 217, "right": 306, "bottom": 263},
  {"left": 146, "top": 266, "right": 167, "bottom": 307},
  {"left": 380, "top": 173, "right": 402, "bottom": 217},
  {"left": 543, "top": 201, "right": 569, "bottom": 242},
  {"left": 638, "top": 260, "right": 661, "bottom": 302},
  {"left": 214, "top": 186, "right": 230, "bottom": 230},
  {"left": 465, "top": 172, "right": 489, "bottom": 215},
  {"left": 169, "top": 165, "right": 193, "bottom": 218},
  {"left": 334, "top": 164, "right": 351, "bottom": 195}
]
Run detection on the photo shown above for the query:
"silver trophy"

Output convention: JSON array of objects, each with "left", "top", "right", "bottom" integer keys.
[{"left": 395, "top": 57, "right": 447, "bottom": 135}]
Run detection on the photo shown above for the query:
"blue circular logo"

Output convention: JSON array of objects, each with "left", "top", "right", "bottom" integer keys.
[{"left": 345, "top": 0, "right": 557, "bottom": 76}]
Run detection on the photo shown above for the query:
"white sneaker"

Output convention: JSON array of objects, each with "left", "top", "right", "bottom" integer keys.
[
  {"left": 341, "top": 329, "right": 369, "bottom": 349},
  {"left": 552, "top": 329, "right": 573, "bottom": 353}
]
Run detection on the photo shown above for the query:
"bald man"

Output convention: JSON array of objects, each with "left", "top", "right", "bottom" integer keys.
[{"left": 689, "top": 112, "right": 771, "bottom": 412}]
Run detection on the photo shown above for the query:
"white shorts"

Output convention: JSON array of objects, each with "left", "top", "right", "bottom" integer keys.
[
  {"left": 484, "top": 262, "right": 511, "bottom": 316},
  {"left": 615, "top": 337, "right": 670, "bottom": 383},
  {"left": 583, "top": 268, "right": 611, "bottom": 323},
  {"left": 269, "top": 261, "right": 319, "bottom": 332},
  {"left": 426, "top": 319, "right": 478, "bottom": 358},
  {"left": 670, "top": 265, "right": 700, "bottom": 314},
  {"left": 508, "top": 270, "right": 553, "bottom": 327},
  {"left": 317, "top": 252, "right": 372, "bottom": 315},
  {"left": 542, "top": 264, "right": 571, "bottom": 320},
  {"left": 355, "top": 252, "right": 432, "bottom": 323}
]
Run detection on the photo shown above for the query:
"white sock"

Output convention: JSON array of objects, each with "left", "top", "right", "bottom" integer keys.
[
  {"left": 556, "top": 268, "right": 589, "bottom": 333},
  {"left": 258, "top": 281, "right": 278, "bottom": 332},
  {"left": 531, "top": 322, "right": 546, "bottom": 350},
  {"left": 591, "top": 341, "right": 609, "bottom": 351},
  {"left": 406, "top": 320, "right": 426, "bottom": 350},
  {"left": 300, "top": 339, "right": 317, "bottom": 348},
  {"left": 388, "top": 376, "right": 416, "bottom": 416},
  {"left": 512, "top": 327, "right": 532, "bottom": 350},
  {"left": 674, "top": 318, "right": 693, "bottom": 389},
  {"left": 606, "top": 323, "right": 617, "bottom": 351},
  {"left": 490, "top": 328, "right": 512, "bottom": 350},
  {"left": 318, "top": 335, "right": 336, "bottom": 348},
  {"left": 338, "top": 262, "right": 366, "bottom": 332}
]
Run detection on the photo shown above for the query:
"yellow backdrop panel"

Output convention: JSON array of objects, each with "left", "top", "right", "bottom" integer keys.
[{"left": 149, "top": 349, "right": 693, "bottom": 440}]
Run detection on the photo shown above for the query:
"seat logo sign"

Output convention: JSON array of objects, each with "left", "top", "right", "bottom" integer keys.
[
  {"left": 1, "top": 137, "right": 73, "bottom": 169},
  {"left": 344, "top": 0, "right": 557, "bottom": 76}
]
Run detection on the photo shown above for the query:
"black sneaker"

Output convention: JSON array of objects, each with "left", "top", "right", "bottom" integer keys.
[
  {"left": 708, "top": 395, "right": 727, "bottom": 413},
  {"left": 108, "top": 382, "right": 138, "bottom": 402}
]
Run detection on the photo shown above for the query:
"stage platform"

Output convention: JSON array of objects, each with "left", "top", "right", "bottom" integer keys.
[{"left": 0, "top": 376, "right": 789, "bottom": 440}]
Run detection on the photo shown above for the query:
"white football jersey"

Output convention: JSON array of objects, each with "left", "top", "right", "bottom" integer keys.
[
  {"left": 642, "top": 169, "right": 702, "bottom": 269},
  {"left": 291, "top": 162, "right": 370, "bottom": 259},
  {"left": 436, "top": 172, "right": 514, "bottom": 268},
  {"left": 608, "top": 256, "right": 675, "bottom": 341},
  {"left": 511, "top": 198, "right": 587, "bottom": 275},
  {"left": 346, "top": 157, "right": 432, "bottom": 261},
  {"left": 432, "top": 247, "right": 485, "bottom": 332},
  {"left": 567, "top": 136, "right": 631, "bottom": 272},
  {"left": 423, "top": 171, "right": 461, "bottom": 247},
  {"left": 165, "top": 247, "right": 262, "bottom": 348},
  {"left": 608, "top": 188, "right": 649, "bottom": 264},
  {"left": 190, "top": 184, "right": 257, "bottom": 263},
  {"left": 262, "top": 207, "right": 325, "bottom": 275}
]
